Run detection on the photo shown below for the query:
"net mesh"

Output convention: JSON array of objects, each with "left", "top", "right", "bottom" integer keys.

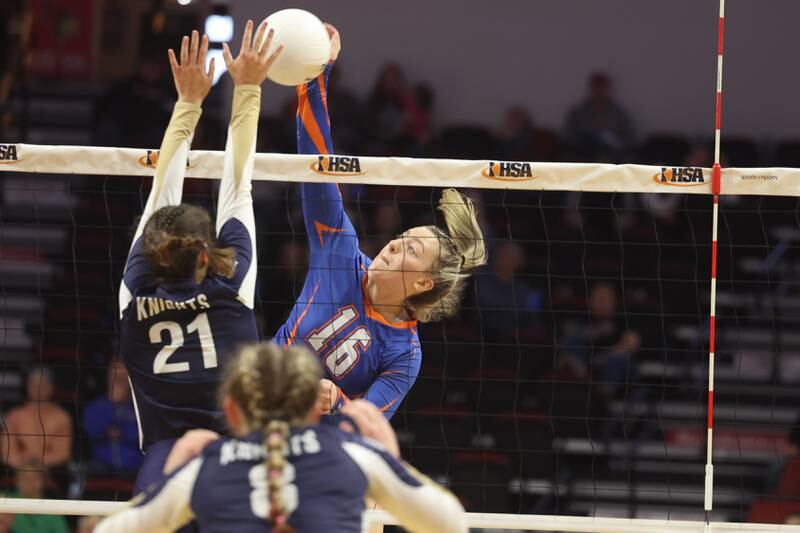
[{"left": 2, "top": 164, "right": 800, "bottom": 531}]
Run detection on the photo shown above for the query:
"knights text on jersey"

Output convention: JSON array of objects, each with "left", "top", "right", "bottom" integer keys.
[
  {"left": 190, "top": 425, "right": 371, "bottom": 533},
  {"left": 120, "top": 218, "right": 258, "bottom": 448}
]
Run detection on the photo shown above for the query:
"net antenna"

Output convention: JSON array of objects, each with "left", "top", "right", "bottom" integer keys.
[{"left": 705, "top": 0, "right": 726, "bottom": 522}]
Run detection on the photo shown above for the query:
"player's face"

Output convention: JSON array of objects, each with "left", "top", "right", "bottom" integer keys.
[{"left": 370, "top": 226, "right": 437, "bottom": 298}]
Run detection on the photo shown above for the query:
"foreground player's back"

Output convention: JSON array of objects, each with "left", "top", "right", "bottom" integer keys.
[
  {"left": 191, "top": 424, "right": 368, "bottom": 532},
  {"left": 120, "top": 272, "right": 258, "bottom": 447},
  {"left": 96, "top": 422, "right": 466, "bottom": 533}
]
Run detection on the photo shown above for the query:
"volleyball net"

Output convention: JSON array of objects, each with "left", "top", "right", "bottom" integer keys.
[{"left": 1, "top": 144, "right": 800, "bottom": 532}]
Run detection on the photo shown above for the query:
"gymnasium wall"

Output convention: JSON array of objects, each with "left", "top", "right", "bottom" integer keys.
[{"left": 231, "top": 0, "right": 800, "bottom": 141}]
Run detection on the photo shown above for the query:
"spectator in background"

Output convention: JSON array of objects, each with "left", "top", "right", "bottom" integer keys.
[
  {"left": 476, "top": 241, "right": 542, "bottom": 341},
  {"left": 0, "top": 0, "right": 32, "bottom": 139},
  {"left": 362, "top": 203, "right": 402, "bottom": 260},
  {"left": 4, "top": 460, "right": 69, "bottom": 533},
  {"left": 93, "top": 52, "right": 171, "bottom": 148},
  {"left": 83, "top": 359, "right": 142, "bottom": 473},
  {"left": 76, "top": 516, "right": 101, "bottom": 533},
  {"left": 497, "top": 105, "right": 536, "bottom": 162},
  {"left": 565, "top": 72, "right": 634, "bottom": 162},
  {"left": 365, "top": 62, "right": 428, "bottom": 150},
  {"left": 0, "top": 513, "right": 12, "bottom": 533},
  {"left": 327, "top": 65, "right": 364, "bottom": 154},
  {"left": 262, "top": 241, "right": 309, "bottom": 333},
  {"left": 0, "top": 367, "right": 72, "bottom": 470},
  {"left": 560, "top": 282, "right": 640, "bottom": 398}
]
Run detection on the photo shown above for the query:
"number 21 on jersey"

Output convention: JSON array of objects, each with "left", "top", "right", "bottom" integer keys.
[
  {"left": 306, "top": 306, "right": 371, "bottom": 378},
  {"left": 149, "top": 313, "right": 218, "bottom": 374}
]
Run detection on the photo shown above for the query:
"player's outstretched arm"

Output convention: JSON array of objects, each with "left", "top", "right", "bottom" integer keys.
[
  {"left": 297, "top": 24, "right": 359, "bottom": 257},
  {"left": 94, "top": 458, "right": 202, "bottom": 533},
  {"left": 119, "top": 31, "right": 213, "bottom": 314},
  {"left": 215, "top": 20, "right": 282, "bottom": 307},
  {"left": 340, "top": 401, "right": 467, "bottom": 533}
]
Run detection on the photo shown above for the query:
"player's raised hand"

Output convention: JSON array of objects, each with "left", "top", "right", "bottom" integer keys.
[
  {"left": 163, "top": 429, "right": 220, "bottom": 474},
  {"left": 168, "top": 30, "right": 215, "bottom": 105},
  {"left": 324, "top": 23, "right": 341, "bottom": 63},
  {"left": 222, "top": 19, "right": 283, "bottom": 86},
  {"left": 317, "top": 378, "right": 338, "bottom": 414},
  {"left": 340, "top": 400, "right": 401, "bottom": 458}
]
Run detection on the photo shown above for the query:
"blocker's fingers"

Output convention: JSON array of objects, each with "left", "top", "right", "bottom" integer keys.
[
  {"left": 190, "top": 30, "right": 200, "bottom": 64},
  {"left": 221, "top": 43, "right": 234, "bottom": 70},
  {"left": 206, "top": 57, "right": 215, "bottom": 82},
  {"left": 264, "top": 44, "right": 284, "bottom": 69},
  {"left": 253, "top": 20, "right": 269, "bottom": 54},
  {"left": 198, "top": 34, "right": 210, "bottom": 65},
  {"left": 241, "top": 19, "right": 254, "bottom": 51},
  {"left": 168, "top": 48, "right": 179, "bottom": 74},
  {"left": 180, "top": 35, "right": 189, "bottom": 66},
  {"left": 259, "top": 29, "right": 275, "bottom": 61}
]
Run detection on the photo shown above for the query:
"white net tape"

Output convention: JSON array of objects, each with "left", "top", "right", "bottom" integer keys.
[
  {"left": 1, "top": 498, "right": 800, "bottom": 532},
  {"left": 3, "top": 143, "right": 800, "bottom": 532},
  {"left": 0, "top": 143, "right": 796, "bottom": 195}
]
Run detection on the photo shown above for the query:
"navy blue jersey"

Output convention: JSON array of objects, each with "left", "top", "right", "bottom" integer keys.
[
  {"left": 95, "top": 424, "right": 467, "bottom": 533},
  {"left": 119, "top": 87, "right": 262, "bottom": 449}
]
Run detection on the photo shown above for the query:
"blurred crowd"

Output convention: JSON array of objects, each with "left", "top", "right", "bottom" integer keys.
[{"left": 3, "top": 4, "right": 800, "bottom": 530}]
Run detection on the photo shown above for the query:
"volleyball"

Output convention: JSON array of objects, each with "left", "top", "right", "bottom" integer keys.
[{"left": 262, "top": 9, "right": 331, "bottom": 86}]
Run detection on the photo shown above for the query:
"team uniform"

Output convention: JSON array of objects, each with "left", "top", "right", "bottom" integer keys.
[
  {"left": 94, "top": 424, "right": 467, "bottom": 533},
  {"left": 118, "top": 86, "right": 262, "bottom": 489},
  {"left": 273, "top": 65, "right": 422, "bottom": 419}
]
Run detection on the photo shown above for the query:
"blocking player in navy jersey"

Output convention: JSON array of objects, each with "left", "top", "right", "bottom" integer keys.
[
  {"left": 94, "top": 342, "right": 468, "bottom": 533},
  {"left": 273, "top": 26, "right": 487, "bottom": 419},
  {"left": 117, "top": 23, "right": 282, "bottom": 492}
]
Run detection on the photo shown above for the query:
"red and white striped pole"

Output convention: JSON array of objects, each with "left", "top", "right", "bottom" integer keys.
[{"left": 705, "top": 0, "right": 725, "bottom": 521}]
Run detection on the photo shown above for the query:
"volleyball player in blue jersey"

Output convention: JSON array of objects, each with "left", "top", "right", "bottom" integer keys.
[
  {"left": 94, "top": 342, "right": 467, "bottom": 533},
  {"left": 274, "top": 26, "right": 487, "bottom": 419},
  {"left": 117, "top": 22, "right": 282, "bottom": 492}
]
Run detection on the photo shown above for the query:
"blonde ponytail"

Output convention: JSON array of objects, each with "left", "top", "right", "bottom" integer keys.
[
  {"left": 405, "top": 188, "right": 487, "bottom": 323},
  {"left": 438, "top": 188, "right": 488, "bottom": 272},
  {"left": 221, "top": 343, "right": 322, "bottom": 531},
  {"left": 265, "top": 420, "right": 292, "bottom": 533}
]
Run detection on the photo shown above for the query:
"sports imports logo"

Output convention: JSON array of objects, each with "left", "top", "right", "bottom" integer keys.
[
  {"left": 652, "top": 167, "right": 705, "bottom": 186},
  {"left": 311, "top": 156, "right": 365, "bottom": 176},
  {"left": 0, "top": 144, "right": 21, "bottom": 164},
  {"left": 481, "top": 161, "right": 535, "bottom": 181},
  {"left": 137, "top": 150, "right": 193, "bottom": 169}
]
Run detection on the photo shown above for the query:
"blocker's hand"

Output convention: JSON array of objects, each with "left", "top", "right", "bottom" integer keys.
[
  {"left": 340, "top": 399, "right": 401, "bottom": 458},
  {"left": 168, "top": 30, "right": 215, "bottom": 105},
  {"left": 163, "top": 429, "right": 220, "bottom": 474},
  {"left": 223, "top": 19, "right": 283, "bottom": 86}
]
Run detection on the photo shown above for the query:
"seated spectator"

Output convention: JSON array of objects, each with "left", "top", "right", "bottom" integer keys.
[
  {"left": 565, "top": 71, "right": 635, "bottom": 162},
  {"left": 4, "top": 460, "right": 69, "bottom": 533},
  {"left": 83, "top": 359, "right": 142, "bottom": 473},
  {"left": 497, "top": 105, "right": 536, "bottom": 161},
  {"left": 559, "top": 282, "right": 640, "bottom": 398},
  {"left": 0, "top": 513, "right": 12, "bottom": 533},
  {"left": 77, "top": 516, "right": 101, "bottom": 533},
  {"left": 365, "top": 62, "right": 428, "bottom": 149},
  {"left": 476, "top": 241, "right": 542, "bottom": 341},
  {"left": 0, "top": 367, "right": 72, "bottom": 469}
]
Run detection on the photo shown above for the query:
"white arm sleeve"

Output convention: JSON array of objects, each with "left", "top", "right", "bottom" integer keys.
[
  {"left": 216, "top": 84, "right": 260, "bottom": 308},
  {"left": 342, "top": 441, "right": 467, "bottom": 533},
  {"left": 118, "top": 100, "right": 201, "bottom": 315},
  {"left": 94, "top": 457, "right": 202, "bottom": 533}
]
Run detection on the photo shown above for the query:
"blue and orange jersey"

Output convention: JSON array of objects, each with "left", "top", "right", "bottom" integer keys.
[
  {"left": 273, "top": 65, "right": 421, "bottom": 419},
  {"left": 118, "top": 87, "right": 262, "bottom": 448}
]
